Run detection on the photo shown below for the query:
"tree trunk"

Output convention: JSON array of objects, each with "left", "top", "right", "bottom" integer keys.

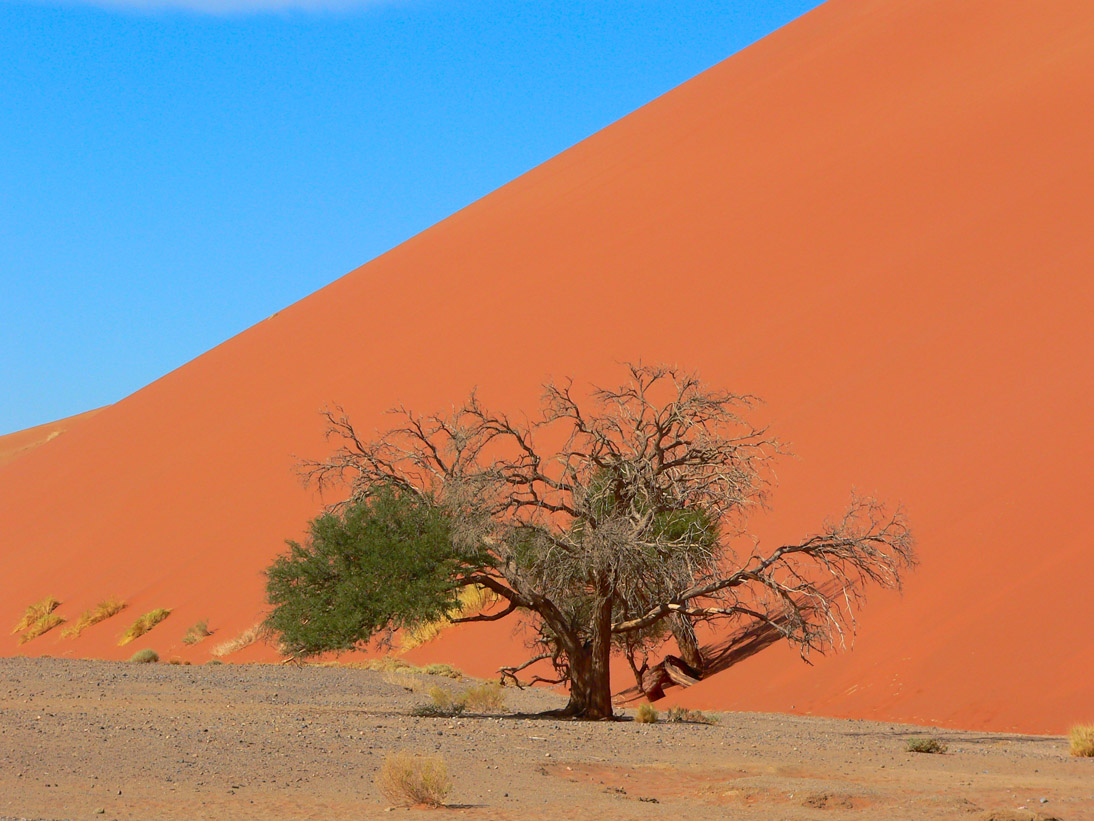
[
  {"left": 671, "top": 614, "right": 705, "bottom": 670},
  {"left": 556, "top": 596, "right": 616, "bottom": 719}
]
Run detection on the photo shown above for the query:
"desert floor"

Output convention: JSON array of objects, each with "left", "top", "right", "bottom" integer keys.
[{"left": 0, "top": 658, "right": 1089, "bottom": 821}]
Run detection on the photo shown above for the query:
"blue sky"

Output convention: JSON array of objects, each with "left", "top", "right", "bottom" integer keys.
[{"left": 0, "top": 0, "right": 821, "bottom": 435}]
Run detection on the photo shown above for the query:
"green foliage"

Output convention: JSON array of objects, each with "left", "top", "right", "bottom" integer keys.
[
  {"left": 905, "top": 737, "right": 946, "bottom": 754},
  {"left": 265, "top": 487, "right": 460, "bottom": 657}
]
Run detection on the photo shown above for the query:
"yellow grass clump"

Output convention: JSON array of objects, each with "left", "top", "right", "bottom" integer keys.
[
  {"left": 376, "top": 752, "right": 451, "bottom": 807},
  {"left": 118, "top": 608, "right": 171, "bottom": 646},
  {"left": 666, "top": 706, "right": 718, "bottom": 725},
  {"left": 460, "top": 682, "right": 506, "bottom": 713},
  {"left": 181, "top": 620, "right": 212, "bottom": 645},
  {"left": 12, "top": 597, "right": 61, "bottom": 634},
  {"left": 61, "top": 598, "right": 127, "bottom": 639},
  {"left": 129, "top": 649, "right": 158, "bottom": 663},
  {"left": 399, "top": 585, "right": 495, "bottom": 652},
  {"left": 412, "top": 682, "right": 507, "bottom": 717},
  {"left": 635, "top": 704, "right": 658, "bottom": 724},
  {"left": 1069, "top": 724, "right": 1094, "bottom": 757},
  {"left": 18, "top": 612, "right": 66, "bottom": 644},
  {"left": 422, "top": 663, "right": 463, "bottom": 679},
  {"left": 211, "top": 622, "right": 266, "bottom": 657},
  {"left": 307, "top": 657, "right": 464, "bottom": 678}
]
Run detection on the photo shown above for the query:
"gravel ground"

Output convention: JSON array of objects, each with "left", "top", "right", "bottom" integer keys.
[{"left": 0, "top": 658, "right": 1090, "bottom": 820}]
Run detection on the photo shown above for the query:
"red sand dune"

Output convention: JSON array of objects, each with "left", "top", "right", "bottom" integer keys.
[
  {"left": 2, "top": 0, "right": 1091, "bottom": 734},
  {"left": 0, "top": 408, "right": 104, "bottom": 468}
]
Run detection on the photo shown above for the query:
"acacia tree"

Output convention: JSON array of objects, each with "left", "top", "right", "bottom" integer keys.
[{"left": 265, "top": 364, "right": 914, "bottom": 719}]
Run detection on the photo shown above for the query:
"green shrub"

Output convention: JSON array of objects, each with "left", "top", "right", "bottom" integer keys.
[
  {"left": 118, "top": 609, "right": 171, "bottom": 646},
  {"left": 906, "top": 737, "right": 946, "bottom": 754},
  {"left": 265, "top": 489, "right": 458, "bottom": 658},
  {"left": 129, "top": 649, "right": 159, "bottom": 664},
  {"left": 635, "top": 704, "right": 658, "bottom": 724}
]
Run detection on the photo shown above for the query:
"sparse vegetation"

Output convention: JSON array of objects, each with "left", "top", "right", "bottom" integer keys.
[
  {"left": 307, "top": 657, "right": 464, "bottom": 678},
  {"left": 422, "top": 663, "right": 464, "bottom": 679},
  {"left": 118, "top": 608, "right": 171, "bottom": 646},
  {"left": 411, "top": 686, "right": 466, "bottom": 717},
  {"left": 411, "top": 682, "right": 507, "bottom": 717},
  {"left": 266, "top": 364, "right": 915, "bottom": 719},
  {"left": 1069, "top": 724, "right": 1094, "bottom": 757},
  {"left": 376, "top": 751, "right": 451, "bottom": 808},
  {"left": 12, "top": 597, "right": 61, "bottom": 634},
  {"left": 906, "top": 737, "right": 947, "bottom": 754},
  {"left": 460, "top": 682, "right": 506, "bottom": 713},
  {"left": 383, "top": 670, "right": 427, "bottom": 693},
  {"left": 206, "top": 659, "right": 223, "bottom": 666},
  {"left": 666, "top": 705, "right": 718, "bottom": 725},
  {"left": 181, "top": 620, "right": 212, "bottom": 645},
  {"left": 129, "top": 649, "right": 159, "bottom": 663},
  {"left": 18, "top": 612, "right": 66, "bottom": 644},
  {"left": 635, "top": 704, "right": 658, "bottom": 724},
  {"left": 61, "top": 598, "right": 127, "bottom": 639},
  {"left": 211, "top": 623, "right": 265, "bottom": 657}
]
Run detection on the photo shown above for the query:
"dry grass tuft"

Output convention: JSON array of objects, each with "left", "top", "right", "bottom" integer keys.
[
  {"left": 181, "top": 620, "right": 212, "bottom": 645},
  {"left": 382, "top": 670, "right": 431, "bottom": 694},
  {"left": 635, "top": 703, "right": 658, "bottom": 724},
  {"left": 906, "top": 737, "right": 947, "bottom": 754},
  {"left": 308, "top": 657, "right": 464, "bottom": 678},
  {"left": 399, "top": 585, "right": 495, "bottom": 651},
  {"left": 129, "top": 649, "right": 159, "bottom": 663},
  {"left": 666, "top": 706, "right": 718, "bottom": 725},
  {"left": 118, "top": 608, "right": 171, "bottom": 646},
  {"left": 411, "top": 686, "right": 465, "bottom": 717},
  {"left": 411, "top": 682, "right": 507, "bottom": 717},
  {"left": 12, "top": 597, "right": 61, "bottom": 634},
  {"left": 376, "top": 752, "right": 451, "bottom": 807},
  {"left": 422, "top": 663, "right": 464, "bottom": 679},
  {"left": 61, "top": 598, "right": 127, "bottom": 639},
  {"left": 460, "top": 682, "right": 506, "bottom": 713},
  {"left": 1069, "top": 724, "right": 1094, "bottom": 757},
  {"left": 312, "top": 657, "right": 409, "bottom": 672},
  {"left": 211, "top": 622, "right": 267, "bottom": 657},
  {"left": 18, "top": 612, "right": 66, "bottom": 644}
]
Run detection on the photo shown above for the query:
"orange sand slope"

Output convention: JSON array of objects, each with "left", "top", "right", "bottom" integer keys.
[
  {"left": 1, "top": 0, "right": 1090, "bottom": 734},
  {"left": 0, "top": 408, "right": 105, "bottom": 468}
]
